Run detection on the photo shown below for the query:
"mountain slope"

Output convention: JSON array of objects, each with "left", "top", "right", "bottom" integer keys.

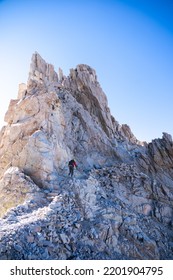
[{"left": 0, "top": 52, "right": 173, "bottom": 260}]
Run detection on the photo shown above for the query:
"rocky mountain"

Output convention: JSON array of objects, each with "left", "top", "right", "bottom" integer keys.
[{"left": 0, "top": 52, "right": 173, "bottom": 260}]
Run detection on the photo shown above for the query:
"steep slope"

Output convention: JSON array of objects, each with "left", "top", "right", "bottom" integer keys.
[
  {"left": 0, "top": 163, "right": 173, "bottom": 260},
  {"left": 0, "top": 52, "right": 173, "bottom": 260},
  {"left": 0, "top": 52, "right": 140, "bottom": 188}
]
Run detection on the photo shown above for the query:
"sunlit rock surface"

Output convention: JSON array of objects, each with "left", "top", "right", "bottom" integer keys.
[{"left": 0, "top": 52, "right": 173, "bottom": 260}]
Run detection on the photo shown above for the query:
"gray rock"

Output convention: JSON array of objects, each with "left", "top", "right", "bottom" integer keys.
[{"left": 0, "top": 52, "right": 173, "bottom": 260}]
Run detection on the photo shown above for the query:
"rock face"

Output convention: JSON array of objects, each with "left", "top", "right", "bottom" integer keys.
[
  {"left": 0, "top": 52, "right": 140, "bottom": 187},
  {"left": 0, "top": 52, "right": 173, "bottom": 260}
]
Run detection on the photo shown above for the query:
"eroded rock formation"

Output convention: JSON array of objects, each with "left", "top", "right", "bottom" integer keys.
[{"left": 0, "top": 52, "right": 173, "bottom": 260}]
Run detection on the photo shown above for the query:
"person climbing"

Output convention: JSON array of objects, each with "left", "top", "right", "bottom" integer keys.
[{"left": 68, "top": 159, "right": 77, "bottom": 177}]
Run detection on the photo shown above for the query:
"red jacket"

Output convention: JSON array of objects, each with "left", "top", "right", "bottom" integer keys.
[{"left": 69, "top": 160, "right": 77, "bottom": 168}]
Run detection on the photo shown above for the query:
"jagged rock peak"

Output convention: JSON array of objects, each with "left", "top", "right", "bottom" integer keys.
[
  {"left": 1, "top": 52, "right": 142, "bottom": 189},
  {"left": 28, "top": 52, "right": 108, "bottom": 110},
  {"left": 161, "top": 132, "right": 172, "bottom": 143},
  {"left": 69, "top": 64, "right": 99, "bottom": 91},
  {"left": 70, "top": 64, "right": 97, "bottom": 82},
  {"left": 28, "top": 52, "right": 59, "bottom": 84},
  {"left": 28, "top": 52, "right": 98, "bottom": 86},
  {"left": 64, "top": 63, "right": 108, "bottom": 111},
  {"left": 1, "top": 53, "right": 173, "bottom": 260}
]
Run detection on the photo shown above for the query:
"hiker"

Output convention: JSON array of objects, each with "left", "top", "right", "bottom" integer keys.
[{"left": 68, "top": 159, "right": 77, "bottom": 177}]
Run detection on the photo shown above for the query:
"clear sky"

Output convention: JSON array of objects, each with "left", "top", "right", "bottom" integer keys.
[{"left": 0, "top": 0, "right": 173, "bottom": 142}]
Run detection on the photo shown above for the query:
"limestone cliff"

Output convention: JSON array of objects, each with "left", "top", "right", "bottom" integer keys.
[{"left": 0, "top": 52, "right": 173, "bottom": 260}]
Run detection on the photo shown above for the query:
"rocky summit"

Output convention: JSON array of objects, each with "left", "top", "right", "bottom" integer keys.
[{"left": 0, "top": 52, "right": 173, "bottom": 260}]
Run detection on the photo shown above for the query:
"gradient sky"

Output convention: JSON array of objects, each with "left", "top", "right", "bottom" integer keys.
[{"left": 0, "top": 0, "right": 173, "bottom": 142}]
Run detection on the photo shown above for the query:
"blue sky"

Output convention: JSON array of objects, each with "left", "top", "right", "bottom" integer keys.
[{"left": 0, "top": 0, "right": 173, "bottom": 142}]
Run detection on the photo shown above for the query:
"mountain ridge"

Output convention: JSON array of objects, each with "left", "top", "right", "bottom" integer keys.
[{"left": 0, "top": 52, "right": 173, "bottom": 260}]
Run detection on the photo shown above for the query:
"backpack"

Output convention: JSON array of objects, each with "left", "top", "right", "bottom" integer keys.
[{"left": 68, "top": 160, "right": 76, "bottom": 167}]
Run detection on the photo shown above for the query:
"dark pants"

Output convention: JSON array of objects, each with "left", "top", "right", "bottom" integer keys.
[{"left": 69, "top": 165, "right": 74, "bottom": 177}]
